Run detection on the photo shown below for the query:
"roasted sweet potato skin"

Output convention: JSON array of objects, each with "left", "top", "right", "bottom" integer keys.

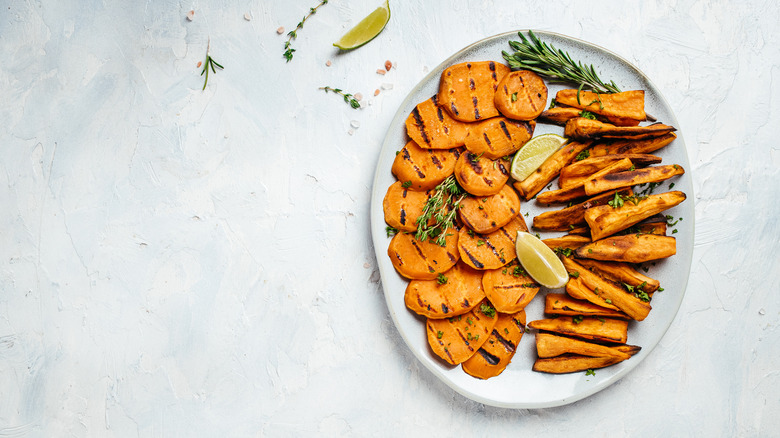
[
  {"left": 585, "top": 190, "right": 687, "bottom": 240},
  {"left": 575, "top": 234, "right": 677, "bottom": 264},
  {"left": 555, "top": 89, "right": 646, "bottom": 121},
  {"left": 528, "top": 317, "right": 629, "bottom": 344}
]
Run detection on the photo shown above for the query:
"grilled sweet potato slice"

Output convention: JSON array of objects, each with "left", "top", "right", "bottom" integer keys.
[
  {"left": 392, "top": 140, "right": 462, "bottom": 191},
  {"left": 584, "top": 164, "right": 684, "bottom": 196},
  {"left": 454, "top": 152, "right": 510, "bottom": 196},
  {"left": 405, "top": 95, "right": 469, "bottom": 149},
  {"left": 554, "top": 89, "right": 646, "bottom": 121},
  {"left": 458, "top": 215, "right": 528, "bottom": 270},
  {"left": 559, "top": 154, "right": 662, "bottom": 189},
  {"left": 575, "top": 234, "right": 677, "bottom": 264},
  {"left": 405, "top": 262, "right": 485, "bottom": 319},
  {"left": 532, "top": 189, "right": 632, "bottom": 231},
  {"left": 513, "top": 141, "right": 591, "bottom": 200},
  {"left": 482, "top": 263, "right": 540, "bottom": 313},
  {"left": 387, "top": 231, "right": 459, "bottom": 280},
  {"left": 382, "top": 181, "right": 430, "bottom": 232},
  {"left": 544, "top": 293, "right": 629, "bottom": 319},
  {"left": 528, "top": 317, "right": 628, "bottom": 344},
  {"left": 463, "top": 117, "right": 535, "bottom": 159},
  {"left": 585, "top": 191, "right": 687, "bottom": 240},
  {"left": 532, "top": 353, "right": 626, "bottom": 374},
  {"left": 535, "top": 333, "right": 631, "bottom": 360},
  {"left": 590, "top": 133, "right": 676, "bottom": 156},
  {"left": 426, "top": 300, "right": 498, "bottom": 365},
  {"left": 438, "top": 61, "right": 510, "bottom": 122},
  {"left": 462, "top": 310, "right": 526, "bottom": 379},
  {"left": 564, "top": 257, "right": 651, "bottom": 320},
  {"left": 458, "top": 184, "right": 521, "bottom": 234},
  {"left": 565, "top": 118, "right": 676, "bottom": 141},
  {"left": 493, "top": 70, "right": 548, "bottom": 121}
]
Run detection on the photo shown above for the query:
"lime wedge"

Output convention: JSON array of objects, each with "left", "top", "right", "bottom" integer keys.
[
  {"left": 509, "top": 133, "right": 568, "bottom": 182},
  {"left": 514, "top": 231, "right": 568, "bottom": 289},
  {"left": 333, "top": 0, "right": 390, "bottom": 50}
]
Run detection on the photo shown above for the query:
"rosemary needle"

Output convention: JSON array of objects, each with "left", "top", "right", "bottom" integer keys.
[{"left": 201, "top": 40, "right": 224, "bottom": 90}]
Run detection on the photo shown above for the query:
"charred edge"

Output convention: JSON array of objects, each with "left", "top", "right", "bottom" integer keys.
[
  {"left": 493, "top": 330, "right": 517, "bottom": 353},
  {"left": 473, "top": 97, "right": 480, "bottom": 120},
  {"left": 476, "top": 348, "right": 500, "bottom": 366},
  {"left": 523, "top": 121, "right": 533, "bottom": 136},
  {"left": 461, "top": 247, "right": 484, "bottom": 269},
  {"left": 468, "top": 154, "right": 484, "bottom": 174},
  {"left": 450, "top": 103, "right": 459, "bottom": 116},
  {"left": 499, "top": 120, "right": 511, "bottom": 139},
  {"left": 494, "top": 283, "right": 529, "bottom": 291},
  {"left": 489, "top": 61, "right": 497, "bottom": 82},
  {"left": 602, "top": 168, "right": 653, "bottom": 183},
  {"left": 411, "top": 107, "right": 431, "bottom": 146},
  {"left": 401, "top": 147, "right": 411, "bottom": 161},
  {"left": 431, "top": 94, "right": 439, "bottom": 106}
]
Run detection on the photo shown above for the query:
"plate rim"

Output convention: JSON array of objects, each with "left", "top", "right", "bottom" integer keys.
[{"left": 370, "top": 29, "right": 695, "bottom": 409}]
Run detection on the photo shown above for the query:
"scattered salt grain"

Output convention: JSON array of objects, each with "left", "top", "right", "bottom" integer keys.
[
  {"left": 350, "top": 120, "right": 360, "bottom": 129},
  {"left": 363, "top": 262, "right": 371, "bottom": 269},
  {"left": 354, "top": 92, "right": 363, "bottom": 101},
  {"left": 381, "top": 83, "right": 393, "bottom": 90},
  {"left": 376, "top": 69, "right": 386, "bottom": 75},
  {"left": 197, "top": 61, "right": 202, "bottom": 68},
  {"left": 277, "top": 26, "right": 285, "bottom": 35},
  {"left": 186, "top": 10, "right": 195, "bottom": 21},
  {"left": 244, "top": 12, "right": 252, "bottom": 21},
  {"left": 759, "top": 308, "right": 766, "bottom": 315},
  {"left": 384, "top": 60, "right": 393, "bottom": 71},
  {"left": 348, "top": 129, "right": 355, "bottom": 136},
  {"left": 326, "top": 60, "right": 332, "bottom": 67},
  {"left": 374, "top": 89, "right": 381, "bottom": 96}
]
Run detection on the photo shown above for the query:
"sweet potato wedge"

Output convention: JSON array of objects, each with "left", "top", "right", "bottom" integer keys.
[
  {"left": 388, "top": 231, "right": 459, "bottom": 280},
  {"left": 535, "top": 333, "right": 631, "bottom": 360},
  {"left": 542, "top": 235, "right": 591, "bottom": 252},
  {"left": 457, "top": 215, "right": 527, "bottom": 270},
  {"left": 575, "top": 234, "right": 677, "bottom": 264},
  {"left": 585, "top": 191, "right": 687, "bottom": 240},
  {"left": 463, "top": 117, "right": 535, "bottom": 160},
  {"left": 583, "top": 164, "right": 685, "bottom": 196},
  {"left": 426, "top": 300, "right": 498, "bottom": 365},
  {"left": 554, "top": 89, "right": 646, "bottom": 121},
  {"left": 544, "top": 293, "right": 629, "bottom": 319},
  {"left": 539, "top": 106, "right": 582, "bottom": 125},
  {"left": 462, "top": 310, "right": 526, "bottom": 379},
  {"left": 405, "top": 263, "right": 486, "bottom": 319},
  {"left": 565, "top": 118, "right": 676, "bottom": 141},
  {"left": 458, "top": 184, "right": 521, "bottom": 234},
  {"left": 405, "top": 94, "right": 469, "bottom": 149},
  {"left": 482, "top": 263, "right": 540, "bottom": 313},
  {"left": 493, "top": 70, "right": 548, "bottom": 121},
  {"left": 439, "top": 61, "right": 510, "bottom": 122},
  {"left": 536, "top": 158, "right": 633, "bottom": 204},
  {"left": 528, "top": 317, "right": 628, "bottom": 344},
  {"left": 454, "top": 152, "right": 510, "bottom": 196},
  {"left": 513, "top": 141, "right": 591, "bottom": 201},
  {"left": 532, "top": 354, "right": 626, "bottom": 374},
  {"left": 574, "top": 259, "right": 660, "bottom": 294},
  {"left": 564, "top": 257, "right": 652, "bottom": 320},
  {"left": 564, "top": 275, "right": 621, "bottom": 311},
  {"left": 382, "top": 181, "right": 430, "bottom": 232},
  {"left": 589, "top": 133, "right": 676, "bottom": 157},
  {"left": 391, "top": 140, "right": 462, "bottom": 191},
  {"left": 559, "top": 154, "right": 663, "bottom": 189},
  {"left": 532, "top": 189, "right": 632, "bottom": 231}
]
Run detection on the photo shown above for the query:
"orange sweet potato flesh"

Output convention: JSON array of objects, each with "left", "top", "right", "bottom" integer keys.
[
  {"left": 590, "top": 133, "right": 676, "bottom": 157},
  {"left": 481, "top": 263, "right": 540, "bottom": 313},
  {"left": 585, "top": 190, "right": 687, "bottom": 240},
  {"left": 382, "top": 181, "right": 430, "bottom": 232},
  {"left": 405, "top": 263, "right": 486, "bottom": 319},
  {"left": 391, "top": 140, "right": 462, "bottom": 191},
  {"left": 574, "top": 259, "right": 660, "bottom": 294},
  {"left": 536, "top": 158, "right": 633, "bottom": 204},
  {"left": 426, "top": 300, "right": 497, "bottom": 365},
  {"left": 555, "top": 89, "right": 646, "bottom": 121},
  {"left": 463, "top": 117, "right": 535, "bottom": 160},
  {"left": 439, "top": 61, "right": 510, "bottom": 122},
  {"left": 584, "top": 164, "right": 685, "bottom": 196},
  {"left": 564, "top": 257, "right": 651, "bottom": 320},
  {"left": 535, "top": 333, "right": 631, "bottom": 360},
  {"left": 388, "top": 231, "right": 459, "bottom": 280},
  {"left": 494, "top": 70, "right": 548, "bottom": 121},
  {"left": 528, "top": 317, "right": 628, "bottom": 344},
  {"left": 559, "top": 154, "right": 662, "bottom": 189},
  {"left": 542, "top": 235, "right": 591, "bottom": 251},
  {"left": 564, "top": 275, "right": 621, "bottom": 311},
  {"left": 565, "top": 118, "right": 676, "bottom": 141},
  {"left": 544, "top": 293, "right": 629, "bottom": 319},
  {"left": 532, "top": 189, "right": 632, "bottom": 231},
  {"left": 532, "top": 353, "right": 626, "bottom": 374},
  {"left": 575, "top": 234, "right": 677, "bottom": 264},
  {"left": 454, "top": 152, "right": 510, "bottom": 196},
  {"left": 458, "top": 215, "right": 528, "bottom": 270},
  {"left": 513, "top": 141, "right": 591, "bottom": 201},
  {"left": 539, "top": 106, "right": 583, "bottom": 125},
  {"left": 458, "top": 184, "right": 521, "bottom": 234},
  {"left": 405, "top": 95, "right": 469, "bottom": 150},
  {"left": 462, "top": 310, "right": 526, "bottom": 379}
]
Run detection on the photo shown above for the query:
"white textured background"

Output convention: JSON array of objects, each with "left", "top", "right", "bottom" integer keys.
[{"left": 0, "top": 0, "right": 778, "bottom": 436}]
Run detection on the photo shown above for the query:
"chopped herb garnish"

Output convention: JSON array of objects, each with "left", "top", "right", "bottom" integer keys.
[
  {"left": 573, "top": 315, "right": 584, "bottom": 324},
  {"left": 385, "top": 226, "right": 398, "bottom": 237},
  {"left": 436, "top": 273, "right": 448, "bottom": 285},
  {"left": 480, "top": 302, "right": 496, "bottom": 318}
]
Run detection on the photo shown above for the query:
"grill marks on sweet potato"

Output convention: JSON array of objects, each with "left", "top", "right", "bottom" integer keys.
[
  {"left": 493, "top": 70, "right": 548, "bottom": 121},
  {"left": 383, "top": 181, "right": 431, "bottom": 232},
  {"left": 555, "top": 89, "right": 646, "bottom": 121},
  {"left": 462, "top": 310, "right": 526, "bottom": 379},
  {"left": 457, "top": 215, "right": 528, "bottom": 270},
  {"left": 405, "top": 95, "right": 469, "bottom": 149},
  {"left": 454, "top": 152, "right": 510, "bottom": 196},
  {"left": 405, "top": 263, "right": 485, "bottom": 319},
  {"left": 565, "top": 118, "right": 676, "bottom": 141},
  {"left": 458, "top": 185, "right": 521, "bottom": 234},
  {"left": 439, "top": 61, "right": 510, "bottom": 122},
  {"left": 482, "top": 265, "right": 540, "bottom": 313},
  {"left": 388, "top": 231, "right": 459, "bottom": 280},
  {"left": 426, "top": 300, "right": 497, "bottom": 365},
  {"left": 464, "top": 117, "right": 535, "bottom": 159},
  {"left": 575, "top": 234, "right": 677, "bottom": 264},
  {"left": 392, "top": 140, "right": 462, "bottom": 191}
]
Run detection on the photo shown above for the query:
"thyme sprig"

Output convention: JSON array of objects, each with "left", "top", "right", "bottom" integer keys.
[
  {"left": 415, "top": 175, "right": 467, "bottom": 246},
  {"left": 502, "top": 30, "right": 621, "bottom": 95},
  {"left": 319, "top": 86, "right": 361, "bottom": 109},
  {"left": 284, "top": 0, "right": 328, "bottom": 62},
  {"left": 200, "top": 40, "right": 224, "bottom": 90}
]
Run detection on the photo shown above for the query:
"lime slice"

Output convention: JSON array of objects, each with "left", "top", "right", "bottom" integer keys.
[
  {"left": 514, "top": 231, "right": 568, "bottom": 289},
  {"left": 509, "top": 133, "right": 568, "bottom": 182},
  {"left": 333, "top": 1, "right": 390, "bottom": 50}
]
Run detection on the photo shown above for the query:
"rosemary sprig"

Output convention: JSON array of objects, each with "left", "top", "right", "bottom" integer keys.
[
  {"left": 319, "top": 86, "right": 361, "bottom": 109},
  {"left": 502, "top": 30, "right": 621, "bottom": 95},
  {"left": 201, "top": 40, "right": 224, "bottom": 90},
  {"left": 284, "top": 0, "right": 328, "bottom": 62},
  {"left": 415, "top": 175, "right": 467, "bottom": 246}
]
